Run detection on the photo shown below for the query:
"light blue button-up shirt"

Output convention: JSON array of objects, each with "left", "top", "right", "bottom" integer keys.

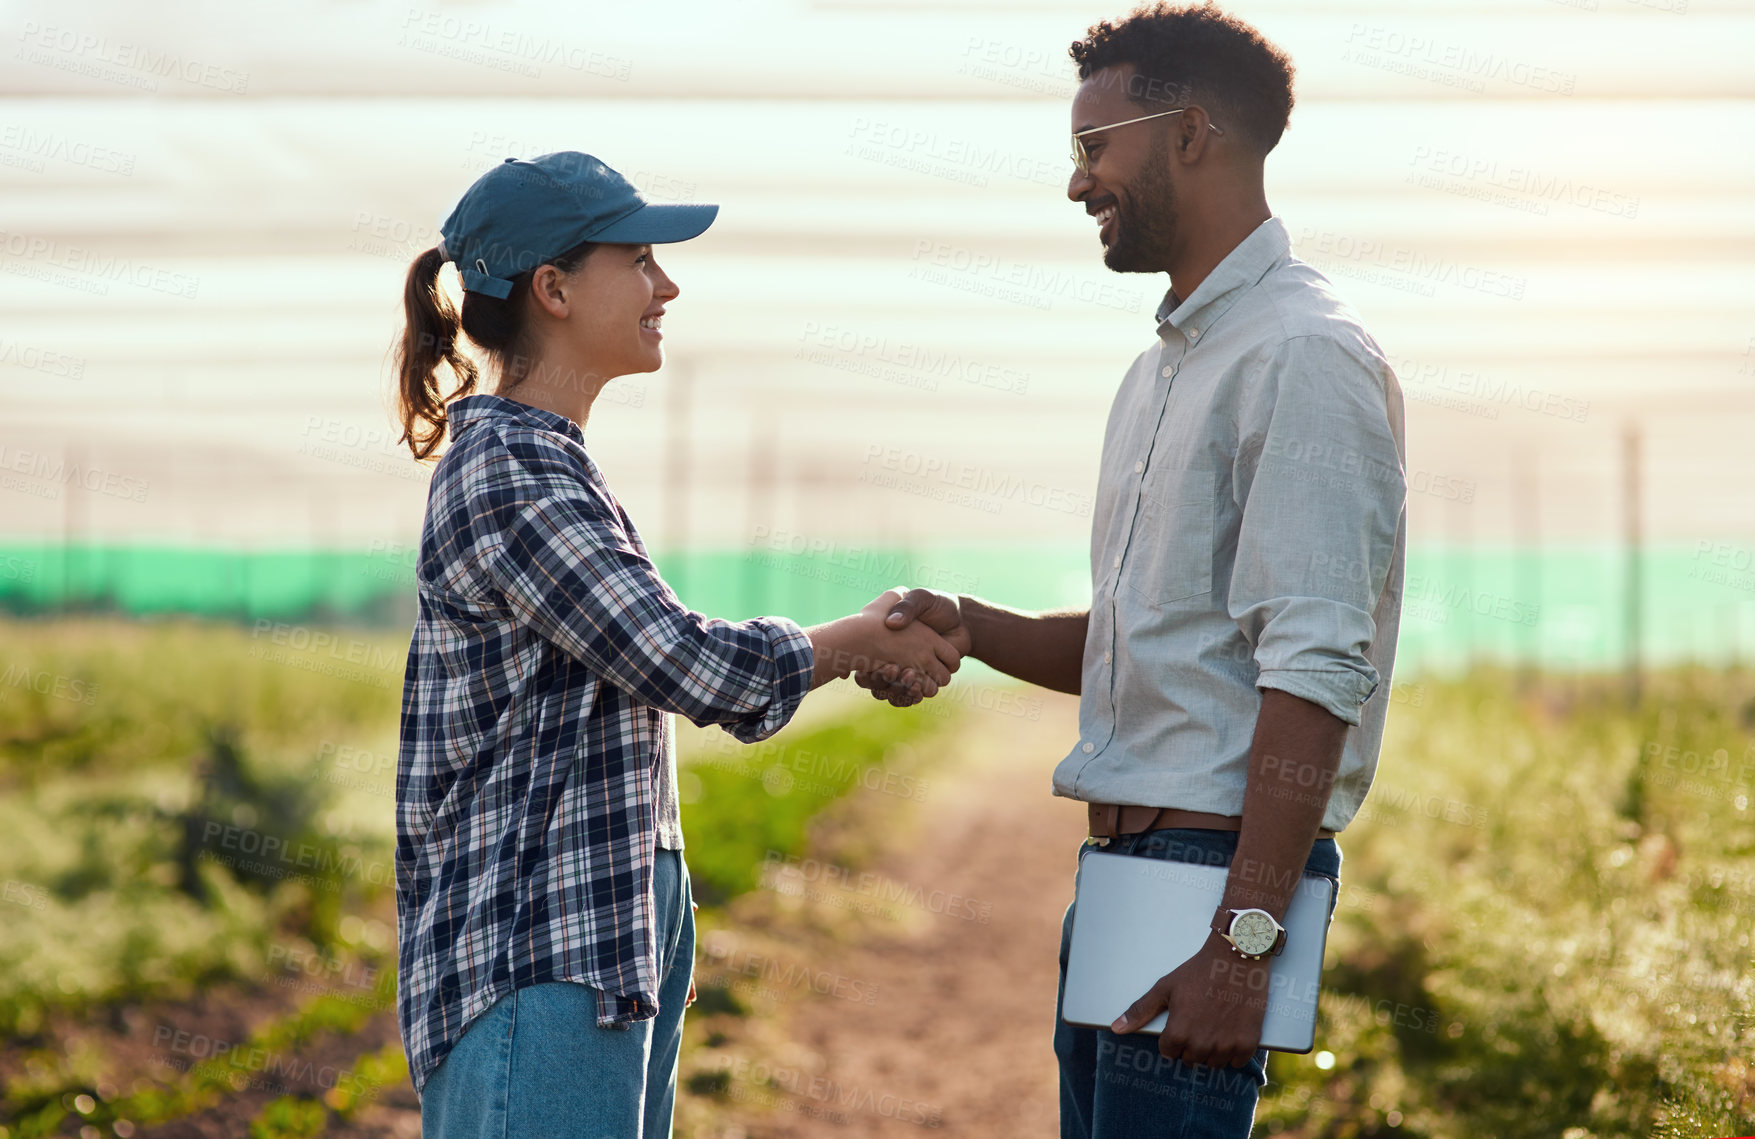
[{"left": 1052, "top": 216, "right": 1406, "bottom": 834}]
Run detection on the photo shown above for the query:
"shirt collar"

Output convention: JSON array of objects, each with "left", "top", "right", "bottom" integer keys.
[
  {"left": 448, "top": 391, "right": 585, "bottom": 446},
  {"left": 1153, "top": 215, "right": 1291, "bottom": 341}
]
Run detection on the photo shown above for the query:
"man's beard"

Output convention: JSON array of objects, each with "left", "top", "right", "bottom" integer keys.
[{"left": 1103, "top": 131, "right": 1177, "bottom": 274}]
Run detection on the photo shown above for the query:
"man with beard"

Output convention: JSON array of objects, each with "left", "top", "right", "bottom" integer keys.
[{"left": 857, "top": 5, "right": 1408, "bottom": 1137}]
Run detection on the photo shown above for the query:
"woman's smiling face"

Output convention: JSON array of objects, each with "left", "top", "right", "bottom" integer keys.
[{"left": 534, "top": 242, "right": 680, "bottom": 383}]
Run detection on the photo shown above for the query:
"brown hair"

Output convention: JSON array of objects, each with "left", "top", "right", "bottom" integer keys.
[{"left": 394, "top": 240, "right": 596, "bottom": 460}]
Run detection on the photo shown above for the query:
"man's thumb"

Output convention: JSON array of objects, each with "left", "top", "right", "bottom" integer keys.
[{"left": 884, "top": 588, "right": 923, "bottom": 628}]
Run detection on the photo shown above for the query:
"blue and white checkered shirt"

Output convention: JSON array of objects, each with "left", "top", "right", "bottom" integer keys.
[{"left": 395, "top": 392, "right": 814, "bottom": 1093}]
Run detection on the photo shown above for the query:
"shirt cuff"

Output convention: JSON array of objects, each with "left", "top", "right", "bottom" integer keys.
[
  {"left": 594, "top": 987, "right": 653, "bottom": 1029},
  {"left": 1256, "top": 667, "right": 1378, "bottom": 727},
  {"left": 725, "top": 617, "right": 815, "bottom": 744}
]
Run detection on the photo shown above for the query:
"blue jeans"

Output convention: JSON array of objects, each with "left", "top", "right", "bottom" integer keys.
[
  {"left": 420, "top": 848, "right": 696, "bottom": 1139},
  {"left": 1053, "top": 828, "right": 1342, "bottom": 1139}
]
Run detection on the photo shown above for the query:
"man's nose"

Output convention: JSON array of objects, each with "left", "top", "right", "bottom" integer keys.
[{"left": 1067, "top": 168, "right": 1095, "bottom": 203}]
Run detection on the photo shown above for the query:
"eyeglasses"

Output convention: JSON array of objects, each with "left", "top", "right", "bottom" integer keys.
[{"left": 1071, "top": 108, "right": 1223, "bottom": 175}]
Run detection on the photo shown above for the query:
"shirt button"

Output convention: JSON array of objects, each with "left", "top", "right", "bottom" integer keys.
[
  {"left": 1134, "top": 460, "right": 1145, "bottom": 474},
  {"left": 1112, "top": 554, "right": 1122, "bottom": 569},
  {"left": 1188, "top": 327, "right": 1200, "bottom": 339},
  {"left": 1160, "top": 365, "right": 1173, "bottom": 378},
  {"left": 1103, "top": 650, "right": 1112, "bottom": 664},
  {"left": 1082, "top": 742, "right": 1095, "bottom": 754}
]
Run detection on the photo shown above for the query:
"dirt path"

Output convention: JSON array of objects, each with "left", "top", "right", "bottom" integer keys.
[
  {"left": 140, "top": 690, "right": 1086, "bottom": 1138},
  {"left": 696, "top": 690, "right": 1087, "bottom": 1138}
]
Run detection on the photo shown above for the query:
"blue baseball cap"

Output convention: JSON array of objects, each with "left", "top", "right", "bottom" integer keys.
[{"left": 437, "top": 152, "right": 718, "bottom": 299}]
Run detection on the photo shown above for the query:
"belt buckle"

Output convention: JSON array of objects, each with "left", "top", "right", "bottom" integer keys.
[{"left": 1085, "top": 835, "right": 1111, "bottom": 847}]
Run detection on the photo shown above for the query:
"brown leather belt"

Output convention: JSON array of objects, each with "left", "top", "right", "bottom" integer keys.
[{"left": 1086, "top": 803, "right": 1335, "bottom": 843}]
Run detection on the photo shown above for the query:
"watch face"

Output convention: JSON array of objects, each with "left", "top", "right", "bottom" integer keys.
[{"left": 1231, "top": 910, "right": 1278, "bottom": 955}]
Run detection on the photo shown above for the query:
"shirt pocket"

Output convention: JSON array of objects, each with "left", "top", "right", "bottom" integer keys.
[{"left": 1124, "top": 468, "right": 1215, "bottom": 607}]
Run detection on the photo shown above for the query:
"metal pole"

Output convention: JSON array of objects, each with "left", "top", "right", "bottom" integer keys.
[
  {"left": 743, "top": 407, "right": 778, "bottom": 619},
  {"left": 1512, "top": 445, "right": 1541, "bottom": 690},
  {"left": 1622, "top": 424, "right": 1643, "bottom": 707},
  {"left": 61, "top": 442, "right": 84, "bottom": 612}
]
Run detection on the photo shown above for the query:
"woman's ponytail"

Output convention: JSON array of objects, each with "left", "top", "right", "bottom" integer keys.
[{"left": 395, "top": 247, "right": 480, "bottom": 461}]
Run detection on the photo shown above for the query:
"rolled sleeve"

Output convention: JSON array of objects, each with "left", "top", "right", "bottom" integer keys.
[
  {"left": 487, "top": 491, "right": 815, "bottom": 740},
  {"left": 1228, "top": 334, "right": 1404, "bottom": 727}
]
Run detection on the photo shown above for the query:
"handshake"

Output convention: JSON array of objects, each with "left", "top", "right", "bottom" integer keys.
[{"left": 807, "top": 589, "right": 970, "bottom": 707}]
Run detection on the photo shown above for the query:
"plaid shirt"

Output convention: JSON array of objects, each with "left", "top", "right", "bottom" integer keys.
[{"left": 395, "top": 393, "right": 814, "bottom": 1093}]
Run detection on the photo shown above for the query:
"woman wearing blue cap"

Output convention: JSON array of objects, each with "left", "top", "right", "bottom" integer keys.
[{"left": 388, "top": 152, "right": 964, "bottom": 1137}]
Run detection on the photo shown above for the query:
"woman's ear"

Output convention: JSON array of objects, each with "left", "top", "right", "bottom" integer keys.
[{"left": 529, "top": 263, "right": 570, "bottom": 319}]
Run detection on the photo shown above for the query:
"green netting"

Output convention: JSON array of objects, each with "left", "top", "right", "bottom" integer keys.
[{"left": 1, "top": 539, "right": 1750, "bottom": 672}]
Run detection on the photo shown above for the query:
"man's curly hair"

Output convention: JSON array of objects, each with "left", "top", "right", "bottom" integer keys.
[{"left": 1069, "top": 3, "right": 1295, "bottom": 159}]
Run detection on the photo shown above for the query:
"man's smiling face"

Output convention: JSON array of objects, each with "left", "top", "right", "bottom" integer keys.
[{"left": 1067, "top": 64, "right": 1183, "bottom": 275}]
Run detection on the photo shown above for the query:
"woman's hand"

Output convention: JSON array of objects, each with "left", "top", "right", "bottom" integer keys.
[{"left": 804, "top": 589, "right": 963, "bottom": 697}]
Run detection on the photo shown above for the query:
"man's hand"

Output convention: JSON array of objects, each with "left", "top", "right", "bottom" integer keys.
[
  {"left": 805, "top": 589, "right": 961, "bottom": 694},
  {"left": 1110, "top": 935, "right": 1270, "bottom": 1070},
  {"left": 851, "top": 589, "right": 971, "bottom": 706}
]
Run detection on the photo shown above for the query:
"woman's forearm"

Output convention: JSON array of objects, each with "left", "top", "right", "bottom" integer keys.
[{"left": 805, "top": 615, "right": 864, "bottom": 689}]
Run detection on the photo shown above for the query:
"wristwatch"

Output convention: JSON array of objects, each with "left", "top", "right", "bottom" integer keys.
[{"left": 1212, "top": 907, "right": 1288, "bottom": 960}]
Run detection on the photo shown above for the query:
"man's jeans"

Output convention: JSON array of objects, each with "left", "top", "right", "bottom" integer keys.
[
  {"left": 1054, "top": 828, "right": 1342, "bottom": 1139},
  {"left": 420, "top": 848, "right": 696, "bottom": 1139}
]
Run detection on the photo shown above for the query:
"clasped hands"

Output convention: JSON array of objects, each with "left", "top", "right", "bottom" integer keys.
[
  {"left": 816, "top": 588, "right": 969, "bottom": 705},
  {"left": 852, "top": 589, "right": 968, "bottom": 706}
]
